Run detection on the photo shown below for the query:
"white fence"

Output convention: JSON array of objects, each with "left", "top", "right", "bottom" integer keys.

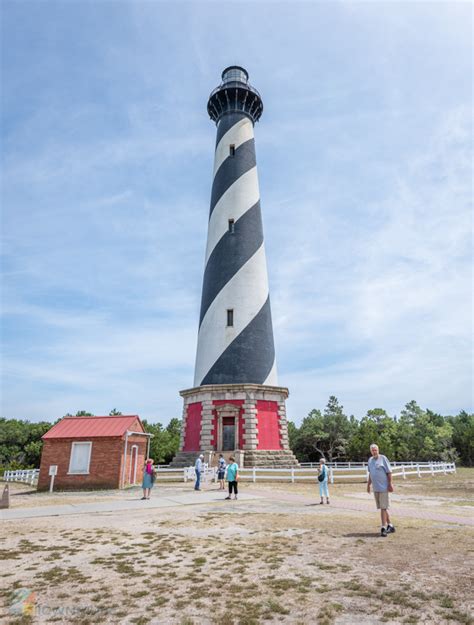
[
  {"left": 236, "top": 462, "right": 456, "bottom": 483},
  {"left": 299, "top": 461, "right": 444, "bottom": 468},
  {"left": 156, "top": 461, "right": 456, "bottom": 484},
  {"left": 3, "top": 469, "right": 40, "bottom": 486},
  {"left": 1, "top": 462, "right": 456, "bottom": 488}
]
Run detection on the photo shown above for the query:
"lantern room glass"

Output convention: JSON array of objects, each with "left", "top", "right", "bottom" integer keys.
[{"left": 222, "top": 67, "right": 248, "bottom": 84}]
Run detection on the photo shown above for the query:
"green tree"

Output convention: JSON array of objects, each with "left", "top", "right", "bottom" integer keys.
[
  {"left": 287, "top": 421, "right": 299, "bottom": 452},
  {"left": 0, "top": 418, "right": 51, "bottom": 469},
  {"left": 75, "top": 411, "right": 94, "bottom": 417},
  {"left": 291, "top": 397, "right": 354, "bottom": 462},
  {"left": 448, "top": 411, "right": 474, "bottom": 466},
  {"left": 290, "top": 409, "right": 324, "bottom": 462},
  {"left": 109, "top": 409, "right": 122, "bottom": 415},
  {"left": 347, "top": 409, "right": 397, "bottom": 461},
  {"left": 320, "top": 396, "right": 354, "bottom": 461},
  {"left": 396, "top": 401, "right": 456, "bottom": 461},
  {"left": 142, "top": 419, "right": 181, "bottom": 464}
]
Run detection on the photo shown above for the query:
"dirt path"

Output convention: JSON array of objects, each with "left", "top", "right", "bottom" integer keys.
[
  {"left": 246, "top": 487, "right": 474, "bottom": 526},
  {"left": 1, "top": 474, "right": 473, "bottom": 625}
]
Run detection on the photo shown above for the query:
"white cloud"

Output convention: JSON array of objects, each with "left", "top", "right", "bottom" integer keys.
[{"left": 1, "top": 1, "right": 471, "bottom": 424}]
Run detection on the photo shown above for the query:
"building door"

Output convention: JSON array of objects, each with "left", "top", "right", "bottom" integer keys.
[
  {"left": 129, "top": 445, "right": 138, "bottom": 484},
  {"left": 222, "top": 417, "right": 235, "bottom": 451}
]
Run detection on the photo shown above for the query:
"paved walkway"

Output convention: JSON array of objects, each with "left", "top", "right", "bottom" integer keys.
[
  {"left": 1, "top": 486, "right": 472, "bottom": 526},
  {"left": 0, "top": 491, "right": 260, "bottom": 521}
]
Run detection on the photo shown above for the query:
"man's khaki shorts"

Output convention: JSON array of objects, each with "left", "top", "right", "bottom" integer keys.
[{"left": 374, "top": 491, "right": 390, "bottom": 510}]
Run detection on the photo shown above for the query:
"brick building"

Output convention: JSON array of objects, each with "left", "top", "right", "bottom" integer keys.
[{"left": 37, "top": 415, "right": 151, "bottom": 491}]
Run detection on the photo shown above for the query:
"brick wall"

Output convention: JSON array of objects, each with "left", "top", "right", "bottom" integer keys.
[{"left": 38, "top": 437, "right": 126, "bottom": 491}]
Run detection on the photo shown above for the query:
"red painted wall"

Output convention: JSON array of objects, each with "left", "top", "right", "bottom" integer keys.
[
  {"left": 183, "top": 402, "right": 202, "bottom": 451},
  {"left": 256, "top": 400, "right": 282, "bottom": 450}
]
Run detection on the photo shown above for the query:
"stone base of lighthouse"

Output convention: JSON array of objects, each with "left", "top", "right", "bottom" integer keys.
[{"left": 170, "top": 384, "right": 299, "bottom": 468}]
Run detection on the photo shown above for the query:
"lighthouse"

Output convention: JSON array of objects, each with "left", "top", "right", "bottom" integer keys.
[{"left": 172, "top": 67, "right": 298, "bottom": 468}]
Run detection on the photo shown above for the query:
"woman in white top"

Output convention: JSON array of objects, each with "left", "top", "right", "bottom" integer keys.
[{"left": 318, "top": 458, "right": 329, "bottom": 505}]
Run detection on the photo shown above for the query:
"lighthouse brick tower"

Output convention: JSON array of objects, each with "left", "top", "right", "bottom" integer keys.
[{"left": 172, "top": 66, "right": 298, "bottom": 468}]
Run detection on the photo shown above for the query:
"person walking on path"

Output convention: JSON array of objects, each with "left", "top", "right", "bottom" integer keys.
[
  {"left": 217, "top": 454, "right": 226, "bottom": 490},
  {"left": 318, "top": 458, "right": 330, "bottom": 504},
  {"left": 141, "top": 459, "right": 155, "bottom": 500},
  {"left": 194, "top": 454, "right": 204, "bottom": 491},
  {"left": 367, "top": 443, "right": 396, "bottom": 537},
  {"left": 225, "top": 456, "right": 239, "bottom": 500}
]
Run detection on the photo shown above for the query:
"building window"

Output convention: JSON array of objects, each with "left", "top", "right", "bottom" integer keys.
[
  {"left": 229, "top": 144, "right": 235, "bottom": 157},
  {"left": 68, "top": 442, "right": 92, "bottom": 474},
  {"left": 228, "top": 218, "right": 235, "bottom": 233},
  {"left": 227, "top": 309, "right": 234, "bottom": 327}
]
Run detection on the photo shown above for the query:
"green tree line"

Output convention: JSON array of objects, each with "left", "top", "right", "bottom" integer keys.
[
  {"left": 0, "top": 399, "right": 472, "bottom": 470},
  {"left": 0, "top": 410, "right": 182, "bottom": 470},
  {"left": 289, "top": 397, "right": 473, "bottom": 466}
]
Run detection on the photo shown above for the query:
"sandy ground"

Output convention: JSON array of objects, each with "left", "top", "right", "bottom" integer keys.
[{"left": 1, "top": 470, "right": 473, "bottom": 625}]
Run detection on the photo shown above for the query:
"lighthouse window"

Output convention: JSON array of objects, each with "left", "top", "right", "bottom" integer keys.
[
  {"left": 229, "top": 144, "right": 235, "bottom": 157},
  {"left": 226, "top": 309, "right": 234, "bottom": 327},
  {"left": 228, "top": 219, "right": 235, "bottom": 233}
]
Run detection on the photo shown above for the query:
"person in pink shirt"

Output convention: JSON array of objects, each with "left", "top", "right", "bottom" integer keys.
[{"left": 141, "top": 458, "right": 155, "bottom": 500}]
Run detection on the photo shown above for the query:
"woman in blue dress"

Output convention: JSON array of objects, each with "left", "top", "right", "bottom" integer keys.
[{"left": 141, "top": 458, "right": 155, "bottom": 500}]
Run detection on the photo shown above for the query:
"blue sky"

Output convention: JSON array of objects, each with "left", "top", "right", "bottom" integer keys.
[{"left": 1, "top": 1, "right": 472, "bottom": 424}]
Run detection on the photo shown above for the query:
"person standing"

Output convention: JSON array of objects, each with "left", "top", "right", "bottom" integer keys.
[
  {"left": 217, "top": 454, "right": 226, "bottom": 490},
  {"left": 318, "top": 458, "right": 330, "bottom": 504},
  {"left": 141, "top": 458, "right": 155, "bottom": 500},
  {"left": 225, "top": 456, "right": 239, "bottom": 500},
  {"left": 194, "top": 454, "right": 204, "bottom": 491},
  {"left": 367, "top": 443, "right": 396, "bottom": 537}
]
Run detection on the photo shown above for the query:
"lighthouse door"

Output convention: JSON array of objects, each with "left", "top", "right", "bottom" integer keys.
[{"left": 222, "top": 417, "right": 235, "bottom": 451}]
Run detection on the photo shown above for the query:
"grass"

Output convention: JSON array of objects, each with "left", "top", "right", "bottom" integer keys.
[
  {"left": 447, "top": 610, "right": 474, "bottom": 625},
  {"left": 381, "top": 610, "right": 402, "bottom": 621},
  {"left": 440, "top": 595, "right": 455, "bottom": 608},
  {"left": 264, "top": 598, "right": 290, "bottom": 615},
  {"left": 2, "top": 471, "right": 473, "bottom": 625},
  {"left": 317, "top": 602, "right": 343, "bottom": 625}
]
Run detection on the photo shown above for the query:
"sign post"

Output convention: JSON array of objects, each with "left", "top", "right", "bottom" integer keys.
[
  {"left": 48, "top": 465, "right": 58, "bottom": 493},
  {"left": 0, "top": 484, "right": 10, "bottom": 509}
]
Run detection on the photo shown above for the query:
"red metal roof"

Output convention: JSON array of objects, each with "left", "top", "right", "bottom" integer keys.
[{"left": 42, "top": 415, "right": 145, "bottom": 439}]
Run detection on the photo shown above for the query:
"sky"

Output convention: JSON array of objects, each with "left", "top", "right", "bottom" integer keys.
[{"left": 1, "top": 1, "right": 472, "bottom": 425}]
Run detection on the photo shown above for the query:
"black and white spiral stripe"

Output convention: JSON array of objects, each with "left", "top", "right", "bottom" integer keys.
[{"left": 194, "top": 112, "right": 277, "bottom": 387}]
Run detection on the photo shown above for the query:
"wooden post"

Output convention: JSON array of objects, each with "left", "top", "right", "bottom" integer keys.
[
  {"left": 0, "top": 484, "right": 10, "bottom": 509},
  {"left": 402, "top": 465, "right": 406, "bottom": 479},
  {"left": 330, "top": 467, "right": 334, "bottom": 484},
  {"left": 431, "top": 463, "right": 434, "bottom": 476},
  {"left": 252, "top": 467, "right": 256, "bottom": 483},
  {"left": 291, "top": 467, "right": 295, "bottom": 483},
  {"left": 417, "top": 464, "right": 421, "bottom": 478}
]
